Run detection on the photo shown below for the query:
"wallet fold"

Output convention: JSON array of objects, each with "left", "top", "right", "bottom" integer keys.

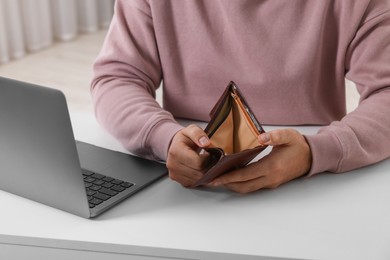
[{"left": 193, "top": 81, "right": 267, "bottom": 187}]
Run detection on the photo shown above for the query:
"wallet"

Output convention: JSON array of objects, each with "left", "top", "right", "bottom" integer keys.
[{"left": 193, "top": 81, "right": 267, "bottom": 187}]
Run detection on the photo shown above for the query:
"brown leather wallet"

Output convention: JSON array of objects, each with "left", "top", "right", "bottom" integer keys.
[{"left": 193, "top": 81, "right": 267, "bottom": 187}]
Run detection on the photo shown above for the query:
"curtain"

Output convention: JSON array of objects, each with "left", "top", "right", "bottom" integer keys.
[{"left": 0, "top": 0, "right": 115, "bottom": 64}]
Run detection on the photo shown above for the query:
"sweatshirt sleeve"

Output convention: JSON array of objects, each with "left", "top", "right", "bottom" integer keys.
[
  {"left": 305, "top": 9, "right": 390, "bottom": 175},
  {"left": 90, "top": 0, "right": 183, "bottom": 161}
]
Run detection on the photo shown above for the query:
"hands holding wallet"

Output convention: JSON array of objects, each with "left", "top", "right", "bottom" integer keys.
[{"left": 167, "top": 81, "right": 312, "bottom": 193}]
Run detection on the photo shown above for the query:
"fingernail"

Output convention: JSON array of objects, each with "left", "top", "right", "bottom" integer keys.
[
  {"left": 259, "top": 133, "right": 270, "bottom": 143},
  {"left": 199, "top": 136, "right": 210, "bottom": 146},
  {"left": 210, "top": 180, "right": 222, "bottom": 186}
]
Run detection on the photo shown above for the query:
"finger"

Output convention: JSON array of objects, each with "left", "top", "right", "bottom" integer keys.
[
  {"left": 211, "top": 157, "right": 285, "bottom": 193},
  {"left": 209, "top": 160, "right": 268, "bottom": 186},
  {"left": 169, "top": 144, "right": 210, "bottom": 171},
  {"left": 168, "top": 127, "right": 210, "bottom": 171},
  {"left": 223, "top": 176, "right": 267, "bottom": 194},
  {"left": 167, "top": 159, "right": 204, "bottom": 186},
  {"left": 169, "top": 168, "right": 203, "bottom": 187},
  {"left": 258, "top": 128, "right": 299, "bottom": 146},
  {"left": 181, "top": 124, "right": 210, "bottom": 148}
]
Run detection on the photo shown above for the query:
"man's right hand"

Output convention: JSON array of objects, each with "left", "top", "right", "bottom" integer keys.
[{"left": 166, "top": 124, "right": 211, "bottom": 187}]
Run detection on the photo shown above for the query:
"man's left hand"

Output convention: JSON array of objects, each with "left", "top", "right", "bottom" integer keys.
[{"left": 209, "top": 129, "right": 312, "bottom": 194}]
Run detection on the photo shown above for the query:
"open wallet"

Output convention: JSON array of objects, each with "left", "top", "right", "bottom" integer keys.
[{"left": 193, "top": 81, "right": 268, "bottom": 187}]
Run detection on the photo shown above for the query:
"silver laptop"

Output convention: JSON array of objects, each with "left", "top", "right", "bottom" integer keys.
[{"left": 0, "top": 77, "right": 167, "bottom": 218}]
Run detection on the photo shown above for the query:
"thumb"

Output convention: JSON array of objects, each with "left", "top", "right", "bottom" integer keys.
[
  {"left": 181, "top": 124, "right": 211, "bottom": 148},
  {"left": 258, "top": 129, "right": 298, "bottom": 146}
]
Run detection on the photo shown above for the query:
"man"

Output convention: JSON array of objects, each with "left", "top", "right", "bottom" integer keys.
[{"left": 91, "top": 0, "right": 390, "bottom": 193}]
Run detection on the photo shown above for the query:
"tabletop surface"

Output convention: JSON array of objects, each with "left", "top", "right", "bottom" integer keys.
[{"left": 0, "top": 113, "right": 389, "bottom": 260}]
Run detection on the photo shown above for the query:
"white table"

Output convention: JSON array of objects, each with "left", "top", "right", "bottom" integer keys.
[{"left": 1, "top": 113, "right": 389, "bottom": 260}]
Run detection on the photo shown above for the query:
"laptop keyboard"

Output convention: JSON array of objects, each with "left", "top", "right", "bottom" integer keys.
[{"left": 82, "top": 170, "right": 134, "bottom": 208}]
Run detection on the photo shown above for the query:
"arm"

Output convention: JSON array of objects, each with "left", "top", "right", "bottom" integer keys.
[
  {"left": 91, "top": 0, "right": 229, "bottom": 187},
  {"left": 91, "top": 0, "right": 182, "bottom": 161},
  {"left": 305, "top": 9, "right": 390, "bottom": 175}
]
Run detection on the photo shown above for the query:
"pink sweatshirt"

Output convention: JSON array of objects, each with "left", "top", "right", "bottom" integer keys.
[{"left": 91, "top": 0, "right": 390, "bottom": 176}]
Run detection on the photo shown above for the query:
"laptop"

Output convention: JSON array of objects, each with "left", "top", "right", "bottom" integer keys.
[{"left": 0, "top": 77, "right": 168, "bottom": 218}]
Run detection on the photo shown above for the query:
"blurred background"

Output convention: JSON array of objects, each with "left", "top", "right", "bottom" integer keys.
[
  {"left": 0, "top": 0, "right": 115, "bottom": 114},
  {"left": 0, "top": 0, "right": 360, "bottom": 116}
]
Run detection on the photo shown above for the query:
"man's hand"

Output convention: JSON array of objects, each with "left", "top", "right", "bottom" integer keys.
[
  {"left": 209, "top": 128, "right": 312, "bottom": 194},
  {"left": 167, "top": 124, "right": 211, "bottom": 187}
]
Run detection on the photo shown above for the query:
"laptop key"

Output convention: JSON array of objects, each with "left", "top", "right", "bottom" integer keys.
[
  {"left": 102, "top": 176, "right": 114, "bottom": 182},
  {"left": 89, "top": 185, "right": 101, "bottom": 191},
  {"left": 86, "top": 190, "right": 96, "bottom": 196},
  {"left": 121, "top": 182, "right": 133, "bottom": 188},
  {"left": 82, "top": 171, "right": 94, "bottom": 176},
  {"left": 93, "top": 180, "right": 105, "bottom": 186},
  {"left": 84, "top": 183, "right": 92, "bottom": 188},
  {"left": 93, "top": 192, "right": 110, "bottom": 201},
  {"left": 111, "top": 179, "right": 123, "bottom": 185},
  {"left": 84, "top": 177, "right": 96, "bottom": 183},
  {"left": 99, "top": 188, "right": 118, "bottom": 197},
  {"left": 91, "top": 173, "right": 105, "bottom": 180},
  {"left": 90, "top": 198, "right": 103, "bottom": 205},
  {"left": 112, "top": 185, "right": 125, "bottom": 192},
  {"left": 102, "top": 182, "right": 114, "bottom": 188}
]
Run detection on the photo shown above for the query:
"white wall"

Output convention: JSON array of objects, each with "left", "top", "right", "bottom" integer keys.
[{"left": 0, "top": 0, "right": 115, "bottom": 64}]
